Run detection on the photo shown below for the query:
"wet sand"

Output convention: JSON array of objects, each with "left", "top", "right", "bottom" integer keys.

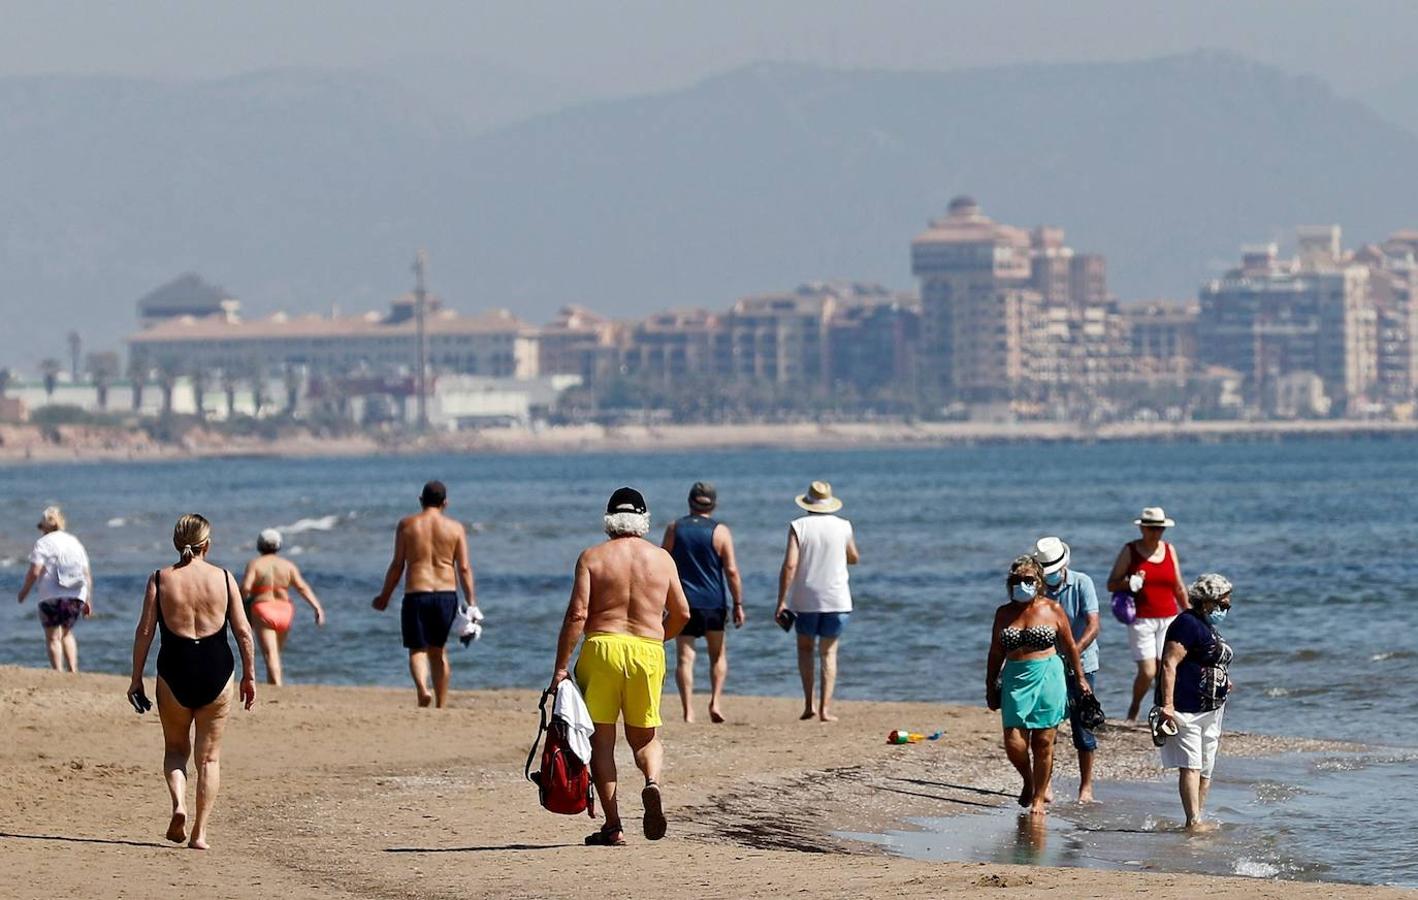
[{"left": 0, "top": 665, "right": 1404, "bottom": 899}]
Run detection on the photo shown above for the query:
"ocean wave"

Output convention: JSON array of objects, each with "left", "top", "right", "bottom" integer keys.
[
  {"left": 277, "top": 515, "right": 340, "bottom": 535},
  {"left": 1371, "top": 650, "right": 1414, "bottom": 662},
  {"left": 106, "top": 517, "right": 126, "bottom": 527},
  {"left": 1263, "top": 687, "right": 1290, "bottom": 698}
]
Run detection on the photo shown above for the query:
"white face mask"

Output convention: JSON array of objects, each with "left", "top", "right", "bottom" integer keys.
[{"left": 1011, "top": 582, "right": 1037, "bottom": 603}]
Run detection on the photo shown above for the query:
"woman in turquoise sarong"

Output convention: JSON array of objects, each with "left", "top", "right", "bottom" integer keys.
[{"left": 986, "top": 555, "right": 1093, "bottom": 817}]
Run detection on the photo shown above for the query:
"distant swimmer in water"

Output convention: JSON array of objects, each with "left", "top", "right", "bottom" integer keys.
[
  {"left": 240, "top": 528, "right": 325, "bottom": 686},
  {"left": 17, "top": 505, "right": 93, "bottom": 672},
  {"left": 373, "top": 481, "right": 479, "bottom": 708},
  {"left": 128, "top": 514, "right": 256, "bottom": 850}
]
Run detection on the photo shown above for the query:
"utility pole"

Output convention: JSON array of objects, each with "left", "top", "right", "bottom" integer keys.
[{"left": 413, "top": 249, "right": 429, "bottom": 431}]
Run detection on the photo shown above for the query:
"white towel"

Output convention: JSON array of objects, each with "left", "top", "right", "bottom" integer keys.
[{"left": 552, "top": 679, "right": 595, "bottom": 766}]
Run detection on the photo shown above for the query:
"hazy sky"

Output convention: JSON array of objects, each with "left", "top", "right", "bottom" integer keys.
[{"left": 3, "top": 0, "right": 1416, "bottom": 94}]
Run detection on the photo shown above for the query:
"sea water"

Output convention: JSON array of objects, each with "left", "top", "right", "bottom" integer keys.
[{"left": 1, "top": 437, "right": 1415, "bottom": 882}]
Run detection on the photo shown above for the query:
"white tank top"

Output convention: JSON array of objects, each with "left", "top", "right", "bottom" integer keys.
[{"left": 788, "top": 514, "right": 853, "bottom": 613}]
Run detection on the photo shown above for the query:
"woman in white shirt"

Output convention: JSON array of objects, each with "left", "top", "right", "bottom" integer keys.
[
  {"left": 17, "top": 506, "right": 93, "bottom": 671},
  {"left": 774, "top": 482, "right": 860, "bottom": 722}
]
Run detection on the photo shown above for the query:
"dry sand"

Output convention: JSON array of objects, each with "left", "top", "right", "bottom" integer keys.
[
  {"left": 5, "top": 418, "right": 1418, "bottom": 467},
  {"left": 0, "top": 665, "right": 1405, "bottom": 900}
]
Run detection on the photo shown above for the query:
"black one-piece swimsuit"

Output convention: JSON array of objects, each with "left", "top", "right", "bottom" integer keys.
[{"left": 154, "top": 569, "right": 235, "bottom": 709}]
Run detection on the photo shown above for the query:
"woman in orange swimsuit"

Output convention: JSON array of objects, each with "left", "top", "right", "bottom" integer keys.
[{"left": 240, "top": 529, "right": 325, "bottom": 686}]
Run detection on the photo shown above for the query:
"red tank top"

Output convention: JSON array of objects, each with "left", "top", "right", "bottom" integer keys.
[{"left": 1129, "top": 542, "right": 1180, "bottom": 619}]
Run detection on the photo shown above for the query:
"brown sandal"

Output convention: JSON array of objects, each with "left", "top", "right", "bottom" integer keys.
[{"left": 585, "top": 823, "right": 626, "bottom": 846}]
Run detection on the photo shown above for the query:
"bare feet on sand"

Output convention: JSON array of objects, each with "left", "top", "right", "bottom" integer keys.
[
  {"left": 709, "top": 707, "right": 725, "bottom": 724},
  {"left": 1017, "top": 784, "right": 1033, "bottom": 808},
  {"left": 683, "top": 711, "right": 695, "bottom": 724},
  {"left": 1186, "top": 819, "right": 1219, "bottom": 834},
  {"left": 799, "top": 708, "right": 816, "bottom": 720},
  {"left": 417, "top": 692, "right": 432, "bottom": 708},
  {"left": 1029, "top": 801, "right": 1048, "bottom": 817},
  {"left": 818, "top": 712, "right": 839, "bottom": 723},
  {"left": 165, "top": 811, "right": 187, "bottom": 844},
  {"left": 188, "top": 834, "right": 209, "bottom": 850},
  {"left": 1077, "top": 788, "right": 1097, "bottom": 804}
]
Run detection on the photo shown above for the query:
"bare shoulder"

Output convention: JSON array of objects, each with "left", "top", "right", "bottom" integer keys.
[{"left": 991, "top": 603, "right": 1014, "bottom": 625}]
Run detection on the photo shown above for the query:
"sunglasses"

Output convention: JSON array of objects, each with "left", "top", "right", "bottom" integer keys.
[{"left": 1007, "top": 576, "right": 1038, "bottom": 586}]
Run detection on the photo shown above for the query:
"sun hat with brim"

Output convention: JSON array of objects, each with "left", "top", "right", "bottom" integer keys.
[
  {"left": 1134, "top": 506, "right": 1175, "bottom": 528},
  {"left": 1032, "top": 536, "right": 1070, "bottom": 576},
  {"left": 795, "top": 481, "right": 843, "bottom": 514}
]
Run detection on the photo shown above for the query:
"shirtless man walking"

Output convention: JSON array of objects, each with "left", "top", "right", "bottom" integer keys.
[
  {"left": 550, "top": 487, "right": 690, "bottom": 846},
  {"left": 373, "top": 481, "right": 478, "bottom": 707}
]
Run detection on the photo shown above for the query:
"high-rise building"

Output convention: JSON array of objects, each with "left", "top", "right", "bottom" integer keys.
[
  {"left": 911, "top": 197, "right": 1036, "bottom": 403},
  {"left": 911, "top": 196, "right": 1116, "bottom": 405},
  {"left": 1198, "top": 232, "right": 1377, "bottom": 414}
]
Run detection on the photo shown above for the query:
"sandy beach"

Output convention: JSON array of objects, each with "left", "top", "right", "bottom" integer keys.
[
  {"left": 4, "top": 418, "right": 1418, "bottom": 467},
  {"left": 0, "top": 665, "right": 1404, "bottom": 899}
]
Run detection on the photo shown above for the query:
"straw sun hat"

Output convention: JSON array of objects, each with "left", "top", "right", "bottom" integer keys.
[{"left": 795, "top": 481, "right": 843, "bottom": 514}]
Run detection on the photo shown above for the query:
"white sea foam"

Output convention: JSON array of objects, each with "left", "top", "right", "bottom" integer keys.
[
  {"left": 288, "top": 546, "right": 305, "bottom": 556},
  {"left": 278, "top": 515, "right": 340, "bottom": 535},
  {"left": 1263, "top": 687, "right": 1290, "bottom": 698},
  {"left": 1233, "top": 859, "right": 1281, "bottom": 878},
  {"left": 1371, "top": 651, "right": 1399, "bottom": 662},
  {"left": 106, "top": 517, "right": 126, "bottom": 527},
  {"left": 0, "top": 557, "right": 15, "bottom": 568}
]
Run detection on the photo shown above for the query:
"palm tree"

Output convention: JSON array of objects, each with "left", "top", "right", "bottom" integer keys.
[
  {"left": 156, "top": 358, "right": 182, "bottom": 417},
  {"left": 39, "top": 358, "right": 63, "bottom": 397},
  {"left": 245, "top": 359, "right": 268, "bottom": 418},
  {"left": 190, "top": 367, "right": 210, "bottom": 420},
  {"left": 85, "top": 351, "right": 121, "bottom": 411},
  {"left": 282, "top": 364, "right": 303, "bottom": 416},
  {"left": 126, "top": 354, "right": 148, "bottom": 412},
  {"left": 221, "top": 369, "right": 240, "bottom": 419}
]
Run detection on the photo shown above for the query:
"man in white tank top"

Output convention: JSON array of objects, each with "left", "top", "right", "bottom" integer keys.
[{"left": 774, "top": 482, "right": 860, "bottom": 722}]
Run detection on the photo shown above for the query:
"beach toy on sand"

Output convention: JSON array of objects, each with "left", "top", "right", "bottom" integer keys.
[
  {"left": 887, "top": 729, "right": 926, "bottom": 744},
  {"left": 926, "top": 731, "right": 943, "bottom": 741}
]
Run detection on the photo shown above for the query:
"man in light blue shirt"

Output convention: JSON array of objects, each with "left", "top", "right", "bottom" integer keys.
[{"left": 1034, "top": 536, "right": 1101, "bottom": 802}]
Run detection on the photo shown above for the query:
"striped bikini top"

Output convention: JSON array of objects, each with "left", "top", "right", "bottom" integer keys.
[{"left": 1000, "top": 625, "right": 1057, "bottom": 652}]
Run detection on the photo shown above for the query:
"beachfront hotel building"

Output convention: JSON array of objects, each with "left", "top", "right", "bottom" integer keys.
[
  {"left": 911, "top": 196, "right": 1122, "bottom": 407},
  {"left": 1198, "top": 233, "right": 1378, "bottom": 415}
]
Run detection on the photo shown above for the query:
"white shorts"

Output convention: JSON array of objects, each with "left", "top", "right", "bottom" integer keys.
[
  {"left": 1159, "top": 707, "right": 1225, "bottom": 778},
  {"left": 1127, "top": 615, "right": 1177, "bottom": 662}
]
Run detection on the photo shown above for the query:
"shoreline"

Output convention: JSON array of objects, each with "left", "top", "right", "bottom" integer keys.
[
  {"left": 0, "top": 666, "right": 1404, "bottom": 899},
  {"left": 3, "top": 417, "right": 1418, "bottom": 466}
]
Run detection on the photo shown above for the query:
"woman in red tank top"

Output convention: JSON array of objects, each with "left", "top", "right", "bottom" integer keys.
[{"left": 1107, "top": 507, "right": 1190, "bottom": 721}]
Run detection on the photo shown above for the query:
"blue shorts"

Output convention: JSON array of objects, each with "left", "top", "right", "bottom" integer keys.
[
  {"left": 794, "top": 611, "right": 849, "bottom": 638},
  {"left": 401, "top": 591, "right": 458, "bottom": 649},
  {"left": 1067, "top": 671, "right": 1099, "bottom": 752}
]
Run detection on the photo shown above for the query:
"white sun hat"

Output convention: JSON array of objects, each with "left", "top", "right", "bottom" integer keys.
[
  {"left": 1134, "top": 507, "right": 1175, "bottom": 528},
  {"left": 795, "top": 481, "right": 843, "bottom": 514},
  {"left": 1032, "top": 536, "right": 1071, "bottom": 575}
]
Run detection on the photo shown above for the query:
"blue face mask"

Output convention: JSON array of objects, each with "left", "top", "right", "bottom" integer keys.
[
  {"left": 1043, "top": 571, "right": 1064, "bottom": 588},
  {"left": 1011, "top": 582, "right": 1037, "bottom": 603},
  {"left": 1206, "top": 608, "right": 1228, "bottom": 626}
]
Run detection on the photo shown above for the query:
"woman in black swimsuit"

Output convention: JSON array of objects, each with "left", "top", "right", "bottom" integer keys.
[{"left": 128, "top": 514, "right": 256, "bottom": 850}]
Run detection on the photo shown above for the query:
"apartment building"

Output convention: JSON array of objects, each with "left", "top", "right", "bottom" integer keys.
[
  {"left": 1124, "top": 300, "right": 1199, "bottom": 376},
  {"left": 1198, "top": 234, "right": 1377, "bottom": 413}
]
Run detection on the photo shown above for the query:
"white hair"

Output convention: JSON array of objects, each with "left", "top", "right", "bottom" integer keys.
[{"left": 604, "top": 511, "right": 651, "bottom": 538}]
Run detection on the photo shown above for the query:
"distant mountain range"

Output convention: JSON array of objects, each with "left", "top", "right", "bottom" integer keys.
[{"left": 3, "top": 50, "right": 1418, "bottom": 367}]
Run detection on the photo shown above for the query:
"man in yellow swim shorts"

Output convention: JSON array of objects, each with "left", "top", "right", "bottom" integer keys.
[{"left": 551, "top": 487, "right": 690, "bottom": 847}]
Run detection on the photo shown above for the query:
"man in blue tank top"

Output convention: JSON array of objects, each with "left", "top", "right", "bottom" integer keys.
[{"left": 661, "top": 482, "right": 744, "bottom": 723}]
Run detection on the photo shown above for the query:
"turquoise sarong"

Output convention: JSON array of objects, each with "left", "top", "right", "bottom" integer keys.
[{"left": 1001, "top": 654, "right": 1067, "bottom": 730}]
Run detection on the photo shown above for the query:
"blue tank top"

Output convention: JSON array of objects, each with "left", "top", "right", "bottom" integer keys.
[{"left": 670, "top": 515, "right": 727, "bottom": 610}]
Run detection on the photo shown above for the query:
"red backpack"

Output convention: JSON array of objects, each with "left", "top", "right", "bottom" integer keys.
[{"left": 525, "top": 689, "right": 596, "bottom": 817}]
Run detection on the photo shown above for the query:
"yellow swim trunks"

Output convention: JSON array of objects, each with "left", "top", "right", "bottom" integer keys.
[{"left": 574, "top": 632, "right": 666, "bottom": 728}]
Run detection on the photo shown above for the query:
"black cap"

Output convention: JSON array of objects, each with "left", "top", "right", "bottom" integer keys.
[
  {"left": 689, "top": 481, "right": 717, "bottom": 510},
  {"left": 606, "top": 486, "right": 647, "bottom": 515}
]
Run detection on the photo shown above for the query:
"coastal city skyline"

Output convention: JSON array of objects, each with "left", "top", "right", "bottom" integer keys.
[{"left": 5, "top": 197, "right": 1414, "bottom": 428}]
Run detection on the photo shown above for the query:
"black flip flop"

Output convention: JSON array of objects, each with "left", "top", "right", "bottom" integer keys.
[{"left": 641, "top": 782, "right": 667, "bottom": 841}]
